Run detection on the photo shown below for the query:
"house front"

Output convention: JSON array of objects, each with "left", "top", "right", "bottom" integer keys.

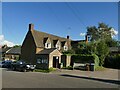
[
  {"left": 5, "top": 47, "right": 21, "bottom": 61},
  {"left": 21, "top": 23, "right": 71, "bottom": 69}
]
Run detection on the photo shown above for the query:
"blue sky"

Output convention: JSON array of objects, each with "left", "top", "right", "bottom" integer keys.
[{"left": 2, "top": 2, "right": 118, "bottom": 46}]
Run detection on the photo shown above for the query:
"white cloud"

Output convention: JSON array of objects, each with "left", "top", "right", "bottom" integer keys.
[
  {"left": 110, "top": 28, "right": 118, "bottom": 38},
  {"left": 0, "top": 35, "right": 15, "bottom": 47},
  {"left": 80, "top": 33, "right": 86, "bottom": 37}
]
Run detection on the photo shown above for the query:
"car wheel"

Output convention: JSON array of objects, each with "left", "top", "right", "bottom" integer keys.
[
  {"left": 12, "top": 67, "right": 16, "bottom": 71},
  {"left": 22, "top": 69, "right": 26, "bottom": 72}
]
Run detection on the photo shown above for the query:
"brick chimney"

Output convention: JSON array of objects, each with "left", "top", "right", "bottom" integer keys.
[
  {"left": 67, "top": 35, "right": 70, "bottom": 39},
  {"left": 85, "top": 34, "right": 88, "bottom": 44},
  {"left": 29, "top": 23, "right": 34, "bottom": 31}
]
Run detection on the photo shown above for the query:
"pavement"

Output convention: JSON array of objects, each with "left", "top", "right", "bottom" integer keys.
[
  {"left": 51, "top": 68, "right": 119, "bottom": 81},
  {"left": 1, "top": 68, "right": 120, "bottom": 88}
]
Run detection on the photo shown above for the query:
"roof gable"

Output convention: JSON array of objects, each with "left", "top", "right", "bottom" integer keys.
[{"left": 6, "top": 47, "right": 21, "bottom": 55}]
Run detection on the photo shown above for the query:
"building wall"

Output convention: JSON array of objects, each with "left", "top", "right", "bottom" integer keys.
[
  {"left": 36, "top": 54, "right": 49, "bottom": 69},
  {"left": 21, "top": 30, "right": 36, "bottom": 64},
  {"left": 49, "top": 50, "right": 62, "bottom": 68},
  {"left": 66, "top": 55, "right": 71, "bottom": 67},
  {"left": 61, "top": 55, "right": 71, "bottom": 67},
  {"left": 36, "top": 48, "right": 44, "bottom": 54},
  {"left": 5, "top": 54, "right": 20, "bottom": 60}
]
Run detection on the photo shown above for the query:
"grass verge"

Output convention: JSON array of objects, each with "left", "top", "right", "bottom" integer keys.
[{"left": 33, "top": 68, "right": 56, "bottom": 73}]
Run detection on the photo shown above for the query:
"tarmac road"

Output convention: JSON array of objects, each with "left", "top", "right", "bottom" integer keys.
[{"left": 1, "top": 68, "right": 119, "bottom": 88}]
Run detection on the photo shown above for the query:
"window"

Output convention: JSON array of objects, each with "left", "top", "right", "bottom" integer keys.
[
  {"left": 56, "top": 44, "right": 60, "bottom": 50},
  {"left": 45, "top": 43, "right": 51, "bottom": 49},
  {"left": 37, "top": 58, "right": 48, "bottom": 64},
  {"left": 37, "top": 58, "right": 42, "bottom": 64},
  {"left": 64, "top": 46, "right": 68, "bottom": 51}
]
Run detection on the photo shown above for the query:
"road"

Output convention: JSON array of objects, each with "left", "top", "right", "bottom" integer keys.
[{"left": 1, "top": 68, "right": 119, "bottom": 88}]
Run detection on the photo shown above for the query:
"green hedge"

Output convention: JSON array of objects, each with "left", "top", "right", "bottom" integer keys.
[
  {"left": 104, "top": 54, "right": 120, "bottom": 69},
  {"left": 71, "top": 54, "right": 100, "bottom": 70},
  {"left": 71, "top": 54, "right": 94, "bottom": 63}
]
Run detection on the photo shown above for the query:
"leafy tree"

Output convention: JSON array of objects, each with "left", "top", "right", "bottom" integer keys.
[
  {"left": 62, "top": 49, "right": 75, "bottom": 55},
  {"left": 105, "top": 39, "right": 119, "bottom": 47},
  {"left": 13, "top": 45, "right": 21, "bottom": 48},
  {"left": 96, "top": 40, "right": 109, "bottom": 66},
  {"left": 87, "top": 26, "right": 99, "bottom": 41},
  {"left": 87, "top": 23, "right": 113, "bottom": 42}
]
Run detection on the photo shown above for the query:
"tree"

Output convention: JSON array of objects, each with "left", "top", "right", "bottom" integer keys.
[
  {"left": 87, "top": 26, "right": 99, "bottom": 41},
  {"left": 87, "top": 23, "right": 113, "bottom": 42},
  {"left": 13, "top": 45, "right": 21, "bottom": 48},
  {"left": 96, "top": 40, "right": 109, "bottom": 66},
  {"left": 62, "top": 49, "right": 75, "bottom": 55}
]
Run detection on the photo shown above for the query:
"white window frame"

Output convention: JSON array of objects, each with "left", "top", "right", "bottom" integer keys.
[
  {"left": 56, "top": 44, "right": 60, "bottom": 50},
  {"left": 45, "top": 43, "right": 51, "bottom": 49},
  {"left": 64, "top": 46, "right": 68, "bottom": 51}
]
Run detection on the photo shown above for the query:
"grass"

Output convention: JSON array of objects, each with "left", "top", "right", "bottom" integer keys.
[
  {"left": 33, "top": 68, "right": 56, "bottom": 73},
  {"left": 95, "top": 66, "right": 105, "bottom": 71},
  {"left": 62, "top": 66, "right": 73, "bottom": 70}
]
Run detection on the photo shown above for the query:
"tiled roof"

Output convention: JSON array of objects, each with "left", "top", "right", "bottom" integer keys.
[
  {"left": 36, "top": 48, "right": 56, "bottom": 55},
  {"left": 6, "top": 47, "right": 21, "bottom": 55},
  {"left": 0, "top": 47, "right": 11, "bottom": 53},
  {"left": 31, "top": 29, "right": 70, "bottom": 48}
]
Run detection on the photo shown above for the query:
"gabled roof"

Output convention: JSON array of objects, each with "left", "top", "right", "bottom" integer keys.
[
  {"left": 31, "top": 29, "right": 70, "bottom": 48},
  {"left": 61, "top": 41, "right": 67, "bottom": 47},
  {"left": 53, "top": 40, "right": 59, "bottom": 47},
  {"left": 36, "top": 48, "right": 56, "bottom": 55},
  {"left": 0, "top": 47, "right": 11, "bottom": 53},
  {"left": 6, "top": 47, "right": 21, "bottom": 55},
  {"left": 43, "top": 37, "right": 49, "bottom": 44}
]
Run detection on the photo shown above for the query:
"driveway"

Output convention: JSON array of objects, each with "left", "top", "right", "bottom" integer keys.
[{"left": 1, "top": 68, "right": 120, "bottom": 89}]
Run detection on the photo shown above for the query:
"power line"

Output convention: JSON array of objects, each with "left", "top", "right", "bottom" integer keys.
[
  {"left": 65, "top": 2, "right": 87, "bottom": 28},
  {"left": 45, "top": 3, "right": 71, "bottom": 36}
]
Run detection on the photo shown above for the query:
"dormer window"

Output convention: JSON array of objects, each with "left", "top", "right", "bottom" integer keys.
[
  {"left": 64, "top": 46, "right": 68, "bottom": 51},
  {"left": 45, "top": 43, "right": 51, "bottom": 49},
  {"left": 56, "top": 44, "right": 60, "bottom": 50},
  {"left": 44, "top": 37, "right": 51, "bottom": 49},
  {"left": 53, "top": 40, "right": 61, "bottom": 50}
]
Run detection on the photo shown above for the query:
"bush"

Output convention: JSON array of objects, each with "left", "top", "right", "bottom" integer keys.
[
  {"left": 62, "top": 49, "right": 75, "bottom": 55},
  {"left": 92, "top": 54, "right": 100, "bottom": 70},
  {"left": 95, "top": 66, "right": 105, "bottom": 71},
  {"left": 104, "top": 54, "right": 120, "bottom": 69},
  {"left": 62, "top": 66, "right": 73, "bottom": 70},
  {"left": 71, "top": 54, "right": 100, "bottom": 70},
  {"left": 71, "top": 54, "right": 94, "bottom": 63}
]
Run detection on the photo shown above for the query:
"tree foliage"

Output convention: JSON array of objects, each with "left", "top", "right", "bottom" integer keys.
[
  {"left": 87, "top": 23, "right": 113, "bottom": 42},
  {"left": 96, "top": 40, "right": 109, "bottom": 66}
]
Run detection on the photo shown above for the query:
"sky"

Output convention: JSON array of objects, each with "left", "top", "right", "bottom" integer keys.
[{"left": 1, "top": 2, "right": 119, "bottom": 46}]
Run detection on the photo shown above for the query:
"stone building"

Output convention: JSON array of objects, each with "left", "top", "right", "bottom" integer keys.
[{"left": 21, "top": 24, "right": 71, "bottom": 69}]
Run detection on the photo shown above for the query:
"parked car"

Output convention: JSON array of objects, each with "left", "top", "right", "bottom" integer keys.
[
  {"left": 0, "top": 61, "right": 3, "bottom": 68},
  {"left": 0, "top": 60, "right": 12, "bottom": 68},
  {"left": 11, "top": 60, "right": 36, "bottom": 72}
]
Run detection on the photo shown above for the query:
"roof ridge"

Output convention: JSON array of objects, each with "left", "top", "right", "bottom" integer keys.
[{"left": 32, "top": 29, "right": 70, "bottom": 40}]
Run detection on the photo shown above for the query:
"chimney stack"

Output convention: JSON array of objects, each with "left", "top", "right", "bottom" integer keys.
[
  {"left": 29, "top": 23, "right": 34, "bottom": 31},
  {"left": 67, "top": 35, "right": 70, "bottom": 39},
  {"left": 85, "top": 34, "right": 88, "bottom": 44}
]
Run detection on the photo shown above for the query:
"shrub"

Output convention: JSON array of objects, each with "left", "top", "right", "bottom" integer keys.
[
  {"left": 92, "top": 54, "right": 100, "bottom": 70},
  {"left": 61, "top": 66, "right": 73, "bottom": 70},
  {"left": 104, "top": 54, "right": 120, "bottom": 69},
  {"left": 71, "top": 54, "right": 100, "bottom": 70},
  {"left": 71, "top": 54, "right": 94, "bottom": 63}
]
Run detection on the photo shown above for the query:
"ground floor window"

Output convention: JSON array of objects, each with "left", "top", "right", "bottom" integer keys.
[{"left": 37, "top": 58, "right": 48, "bottom": 64}]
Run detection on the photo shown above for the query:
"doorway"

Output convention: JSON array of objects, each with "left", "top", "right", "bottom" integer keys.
[{"left": 53, "top": 56, "right": 59, "bottom": 68}]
